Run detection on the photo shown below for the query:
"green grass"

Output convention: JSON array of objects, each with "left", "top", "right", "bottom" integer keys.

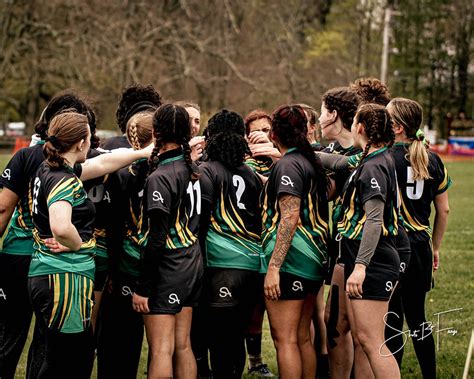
[{"left": 2, "top": 154, "right": 472, "bottom": 378}]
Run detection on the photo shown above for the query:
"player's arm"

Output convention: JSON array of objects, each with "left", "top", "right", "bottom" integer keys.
[
  {"left": 432, "top": 191, "right": 449, "bottom": 271},
  {"left": 346, "top": 198, "right": 384, "bottom": 299},
  {"left": 79, "top": 145, "right": 153, "bottom": 182},
  {"left": 264, "top": 194, "right": 300, "bottom": 300},
  {"left": 315, "top": 152, "right": 350, "bottom": 171},
  {"left": 0, "top": 188, "right": 19, "bottom": 237},
  {"left": 48, "top": 201, "right": 82, "bottom": 251}
]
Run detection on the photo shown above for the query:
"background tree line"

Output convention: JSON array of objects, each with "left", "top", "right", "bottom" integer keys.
[{"left": 0, "top": 0, "right": 472, "bottom": 137}]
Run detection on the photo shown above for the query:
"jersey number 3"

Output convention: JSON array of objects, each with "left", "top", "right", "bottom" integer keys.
[
  {"left": 187, "top": 181, "right": 201, "bottom": 217},
  {"left": 406, "top": 167, "right": 424, "bottom": 200}
]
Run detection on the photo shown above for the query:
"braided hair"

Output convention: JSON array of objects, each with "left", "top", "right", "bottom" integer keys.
[
  {"left": 126, "top": 110, "right": 156, "bottom": 150},
  {"left": 271, "top": 104, "right": 328, "bottom": 196},
  {"left": 206, "top": 109, "right": 248, "bottom": 170},
  {"left": 354, "top": 103, "right": 395, "bottom": 163},
  {"left": 321, "top": 87, "right": 360, "bottom": 130},
  {"left": 350, "top": 77, "right": 391, "bottom": 106},
  {"left": 43, "top": 112, "right": 89, "bottom": 170},
  {"left": 148, "top": 104, "right": 199, "bottom": 181},
  {"left": 34, "top": 91, "right": 99, "bottom": 148},
  {"left": 116, "top": 84, "right": 162, "bottom": 134}
]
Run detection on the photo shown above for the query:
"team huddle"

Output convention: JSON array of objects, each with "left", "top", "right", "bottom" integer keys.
[{"left": 0, "top": 78, "right": 451, "bottom": 379}]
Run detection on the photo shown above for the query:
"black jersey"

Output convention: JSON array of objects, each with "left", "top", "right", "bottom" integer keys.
[
  {"left": 261, "top": 148, "right": 329, "bottom": 280},
  {"left": 143, "top": 148, "right": 200, "bottom": 250},
  {"left": 200, "top": 161, "right": 262, "bottom": 271},
  {"left": 82, "top": 148, "right": 112, "bottom": 271},
  {"left": 107, "top": 159, "right": 149, "bottom": 277},
  {"left": 101, "top": 135, "right": 131, "bottom": 150},
  {"left": 29, "top": 162, "right": 96, "bottom": 279},
  {"left": 337, "top": 148, "right": 399, "bottom": 240},
  {"left": 391, "top": 143, "right": 452, "bottom": 241},
  {"left": 0, "top": 143, "right": 46, "bottom": 255}
]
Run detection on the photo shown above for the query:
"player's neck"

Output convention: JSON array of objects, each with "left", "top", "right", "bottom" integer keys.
[
  {"left": 336, "top": 129, "right": 353, "bottom": 149},
  {"left": 159, "top": 142, "right": 180, "bottom": 155},
  {"left": 62, "top": 152, "right": 77, "bottom": 168}
]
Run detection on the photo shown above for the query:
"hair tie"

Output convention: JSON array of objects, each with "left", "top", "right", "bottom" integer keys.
[
  {"left": 45, "top": 135, "right": 59, "bottom": 147},
  {"left": 415, "top": 129, "right": 429, "bottom": 146}
]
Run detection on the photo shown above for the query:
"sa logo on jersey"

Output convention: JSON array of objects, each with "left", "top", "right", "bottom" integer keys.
[
  {"left": 2, "top": 169, "right": 11, "bottom": 181},
  {"left": 281, "top": 175, "right": 294, "bottom": 187},
  {"left": 371, "top": 178, "right": 381, "bottom": 191},
  {"left": 153, "top": 190, "right": 164, "bottom": 203},
  {"left": 168, "top": 293, "right": 180, "bottom": 304}
]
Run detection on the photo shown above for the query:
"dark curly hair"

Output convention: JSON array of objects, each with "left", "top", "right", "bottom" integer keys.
[
  {"left": 271, "top": 104, "right": 328, "bottom": 196},
  {"left": 350, "top": 77, "right": 391, "bottom": 106},
  {"left": 321, "top": 87, "right": 360, "bottom": 130},
  {"left": 206, "top": 109, "right": 248, "bottom": 170},
  {"left": 34, "top": 91, "right": 100, "bottom": 148},
  {"left": 148, "top": 104, "right": 198, "bottom": 181},
  {"left": 355, "top": 103, "right": 395, "bottom": 163},
  {"left": 116, "top": 84, "right": 162, "bottom": 134}
]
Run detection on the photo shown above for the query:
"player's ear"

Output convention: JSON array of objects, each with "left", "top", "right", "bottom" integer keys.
[
  {"left": 393, "top": 123, "right": 404, "bottom": 136},
  {"left": 77, "top": 139, "right": 85, "bottom": 152}
]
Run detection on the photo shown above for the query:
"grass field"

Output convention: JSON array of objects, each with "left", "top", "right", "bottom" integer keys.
[{"left": 3, "top": 155, "right": 472, "bottom": 378}]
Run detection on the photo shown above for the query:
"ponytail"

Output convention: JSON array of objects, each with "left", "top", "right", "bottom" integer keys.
[
  {"left": 408, "top": 130, "right": 431, "bottom": 180},
  {"left": 44, "top": 136, "right": 66, "bottom": 170}
]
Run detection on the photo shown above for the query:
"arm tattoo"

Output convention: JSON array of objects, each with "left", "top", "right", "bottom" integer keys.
[{"left": 269, "top": 194, "right": 300, "bottom": 269}]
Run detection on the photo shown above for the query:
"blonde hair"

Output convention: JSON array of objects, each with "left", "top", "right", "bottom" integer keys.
[
  {"left": 126, "top": 111, "right": 154, "bottom": 150},
  {"left": 388, "top": 97, "right": 431, "bottom": 180}
]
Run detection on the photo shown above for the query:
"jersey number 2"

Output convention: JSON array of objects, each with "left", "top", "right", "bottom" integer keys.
[
  {"left": 187, "top": 181, "right": 201, "bottom": 217},
  {"left": 406, "top": 167, "right": 424, "bottom": 200},
  {"left": 232, "top": 175, "right": 246, "bottom": 210}
]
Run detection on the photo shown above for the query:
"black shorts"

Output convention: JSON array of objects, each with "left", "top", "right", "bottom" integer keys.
[
  {"left": 396, "top": 226, "right": 411, "bottom": 282},
  {"left": 203, "top": 268, "right": 260, "bottom": 307},
  {"left": 341, "top": 237, "right": 400, "bottom": 301},
  {"left": 279, "top": 272, "right": 323, "bottom": 300},
  {"left": 402, "top": 238, "right": 433, "bottom": 293},
  {"left": 148, "top": 243, "right": 204, "bottom": 315}
]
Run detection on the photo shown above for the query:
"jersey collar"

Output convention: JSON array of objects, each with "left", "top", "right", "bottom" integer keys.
[
  {"left": 285, "top": 147, "right": 298, "bottom": 155},
  {"left": 393, "top": 141, "right": 410, "bottom": 148},
  {"left": 363, "top": 146, "right": 388, "bottom": 162},
  {"left": 158, "top": 148, "right": 184, "bottom": 166}
]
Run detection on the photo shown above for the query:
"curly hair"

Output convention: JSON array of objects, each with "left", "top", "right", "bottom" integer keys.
[
  {"left": 350, "top": 77, "right": 391, "bottom": 106},
  {"left": 35, "top": 91, "right": 100, "bottom": 148},
  {"left": 116, "top": 84, "right": 162, "bottom": 134},
  {"left": 206, "top": 109, "right": 248, "bottom": 170},
  {"left": 355, "top": 103, "right": 395, "bottom": 163},
  {"left": 271, "top": 104, "right": 328, "bottom": 196},
  {"left": 43, "top": 112, "right": 89, "bottom": 170},
  {"left": 148, "top": 104, "right": 198, "bottom": 181},
  {"left": 321, "top": 87, "right": 360, "bottom": 130},
  {"left": 244, "top": 109, "right": 272, "bottom": 136}
]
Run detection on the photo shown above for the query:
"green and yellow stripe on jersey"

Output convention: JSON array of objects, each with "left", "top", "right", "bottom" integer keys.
[{"left": 48, "top": 273, "right": 94, "bottom": 333}]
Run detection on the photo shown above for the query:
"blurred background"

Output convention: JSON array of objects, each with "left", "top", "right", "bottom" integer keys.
[{"left": 0, "top": 0, "right": 472, "bottom": 142}]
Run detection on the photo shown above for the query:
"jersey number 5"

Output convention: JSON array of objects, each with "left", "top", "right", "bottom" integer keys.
[
  {"left": 187, "top": 181, "right": 201, "bottom": 217},
  {"left": 406, "top": 167, "right": 424, "bottom": 200},
  {"left": 232, "top": 175, "right": 246, "bottom": 210}
]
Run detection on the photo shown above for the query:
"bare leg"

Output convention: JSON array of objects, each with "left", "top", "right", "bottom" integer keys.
[
  {"left": 349, "top": 299, "right": 400, "bottom": 379},
  {"left": 266, "top": 298, "right": 304, "bottom": 379},
  {"left": 314, "top": 286, "right": 328, "bottom": 355},
  {"left": 298, "top": 294, "right": 317, "bottom": 379},
  {"left": 174, "top": 307, "right": 196, "bottom": 379},
  {"left": 324, "top": 264, "right": 353, "bottom": 378},
  {"left": 144, "top": 314, "right": 175, "bottom": 379}
]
